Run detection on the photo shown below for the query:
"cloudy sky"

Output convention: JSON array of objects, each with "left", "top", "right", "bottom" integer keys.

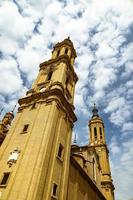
[{"left": 0, "top": 0, "right": 133, "bottom": 199}]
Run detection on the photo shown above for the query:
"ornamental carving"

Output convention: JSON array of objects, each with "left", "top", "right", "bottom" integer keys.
[{"left": 7, "top": 147, "right": 21, "bottom": 167}]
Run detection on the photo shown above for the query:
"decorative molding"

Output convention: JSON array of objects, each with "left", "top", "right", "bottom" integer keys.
[
  {"left": 49, "top": 81, "right": 64, "bottom": 93},
  {"left": 39, "top": 55, "right": 78, "bottom": 83},
  {"left": 18, "top": 88, "right": 77, "bottom": 123}
]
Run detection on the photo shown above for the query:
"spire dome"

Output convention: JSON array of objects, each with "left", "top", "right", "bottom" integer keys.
[{"left": 92, "top": 103, "right": 99, "bottom": 118}]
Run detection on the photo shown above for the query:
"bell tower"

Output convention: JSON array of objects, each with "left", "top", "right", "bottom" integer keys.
[
  {"left": 0, "top": 111, "right": 14, "bottom": 146},
  {"left": 0, "top": 38, "right": 78, "bottom": 200},
  {"left": 89, "top": 104, "right": 115, "bottom": 200},
  {"left": 31, "top": 37, "right": 77, "bottom": 105}
]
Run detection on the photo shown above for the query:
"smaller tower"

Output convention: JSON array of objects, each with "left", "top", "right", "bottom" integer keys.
[
  {"left": 0, "top": 111, "right": 14, "bottom": 145},
  {"left": 89, "top": 104, "right": 115, "bottom": 200},
  {"left": 89, "top": 104, "right": 105, "bottom": 146}
]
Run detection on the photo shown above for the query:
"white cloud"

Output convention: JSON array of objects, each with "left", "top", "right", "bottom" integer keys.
[
  {"left": 121, "top": 61, "right": 133, "bottom": 78},
  {"left": 0, "top": 57, "right": 23, "bottom": 95},
  {"left": 94, "top": 66, "right": 116, "bottom": 91},
  {"left": 109, "top": 136, "right": 121, "bottom": 155},
  {"left": 16, "top": 45, "right": 44, "bottom": 82},
  {"left": 0, "top": 36, "right": 18, "bottom": 55},
  {"left": 122, "top": 122, "right": 133, "bottom": 132},
  {"left": 121, "top": 43, "right": 133, "bottom": 63},
  {"left": 0, "top": 1, "right": 35, "bottom": 42},
  {"left": 109, "top": 105, "right": 131, "bottom": 126},
  {"left": 105, "top": 97, "right": 125, "bottom": 113},
  {"left": 111, "top": 138, "right": 133, "bottom": 200},
  {"left": 96, "top": 42, "right": 116, "bottom": 59},
  {"left": 74, "top": 93, "right": 89, "bottom": 116}
]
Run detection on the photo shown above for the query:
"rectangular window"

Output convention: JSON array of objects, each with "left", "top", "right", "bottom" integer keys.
[
  {"left": 57, "top": 144, "right": 64, "bottom": 160},
  {"left": 23, "top": 124, "right": 29, "bottom": 132},
  {"left": 0, "top": 172, "right": 10, "bottom": 187},
  {"left": 52, "top": 183, "right": 58, "bottom": 197}
]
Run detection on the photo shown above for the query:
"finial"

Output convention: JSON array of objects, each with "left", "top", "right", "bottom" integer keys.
[
  {"left": 92, "top": 103, "right": 99, "bottom": 118},
  {"left": 64, "top": 36, "right": 71, "bottom": 42}
]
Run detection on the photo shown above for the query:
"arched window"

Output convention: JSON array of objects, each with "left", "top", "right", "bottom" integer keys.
[
  {"left": 66, "top": 77, "right": 69, "bottom": 88},
  {"left": 90, "top": 128, "right": 92, "bottom": 140},
  {"left": 47, "top": 71, "right": 53, "bottom": 81},
  {"left": 100, "top": 127, "right": 102, "bottom": 139},
  {"left": 94, "top": 127, "right": 97, "bottom": 139},
  {"left": 65, "top": 48, "right": 68, "bottom": 55},
  {"left": 57, "top": 49, "right": 60, "bottom": 57}
]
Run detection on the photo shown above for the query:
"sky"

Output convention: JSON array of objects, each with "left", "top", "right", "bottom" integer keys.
[{"left": 0, "top": 0, "right": 133, "bottom": 199}]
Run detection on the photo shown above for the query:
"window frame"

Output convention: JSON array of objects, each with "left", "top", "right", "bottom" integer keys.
[
  {"left": 51, "top": 182, "right": 58, "bottom": 198},
  {"left": 57, "top": 143, "right": 64, "bottom": 161},
  {"left": 21, "top": 124, "right": 29, "bottom": 134},
  {"left": 0, "top": 172, "right": 10, "bottom": 188},
  {"left": 47, "top": 71, "right": 53, "bottom": 81}
]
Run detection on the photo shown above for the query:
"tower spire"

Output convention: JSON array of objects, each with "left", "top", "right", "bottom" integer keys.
[
  {"left": 73, "top": 132, "right": 77, "bottom": 144},
  {"left": 92, "top": 103, "right": 99, "bottom": 118},
  {"left": 12, "top": 103, "right": 17, "bottom": 113}
]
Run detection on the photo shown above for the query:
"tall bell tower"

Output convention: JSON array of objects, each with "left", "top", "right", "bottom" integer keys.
[
  {"left": 89, "top": 104, "right": 115, "bottom": 200},
  {"left": 0, "top": 111, "right": 14, "bottom": 146},
  {"left": 0, "top": 38, "right": 78, "bottom": 200}
]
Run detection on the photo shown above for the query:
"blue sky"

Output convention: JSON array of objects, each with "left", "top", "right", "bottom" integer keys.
[{"left": 0, "top": 0, "right": 133, "bottom": 200}]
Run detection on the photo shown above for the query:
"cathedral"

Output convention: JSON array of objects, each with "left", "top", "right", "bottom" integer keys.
[{"left": 0, "top": 38, "right": 115, "bottom": 200}]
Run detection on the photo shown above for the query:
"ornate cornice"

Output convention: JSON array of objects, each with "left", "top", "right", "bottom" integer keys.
[
  {"left": 101, "top": 180, "right": 115, "bottom": 190},
  {"left": 18, "top": 88, "right": 77, "bottom": 123},
  {"left": 89, "top": 117, "right": 104, "bottom": 126},
  {"left": 39, "top": 55, "right": 78, "bottom": 83}
]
